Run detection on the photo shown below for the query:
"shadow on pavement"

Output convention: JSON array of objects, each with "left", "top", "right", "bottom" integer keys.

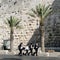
[{"left": 0, "top": 58, "right": 22, "bottom": 60}]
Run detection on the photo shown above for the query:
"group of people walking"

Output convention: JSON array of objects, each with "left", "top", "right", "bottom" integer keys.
[{"left": 18, "top": 42, "right": 39, "bottom": 56}]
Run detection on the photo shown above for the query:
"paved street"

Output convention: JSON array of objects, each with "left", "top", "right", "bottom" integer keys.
[{"left": 0, "top": 55, "right": 60, "bottom": 60}]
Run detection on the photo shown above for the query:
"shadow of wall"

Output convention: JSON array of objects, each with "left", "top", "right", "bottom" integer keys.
[
  {"left": 27, "top": 27, "right": 41, "bottom": 46},
  {"left": 27, "top": 0, "right": 60, "bottom": 48},
  {"left": 52, "top": 0, "right": 60, "bottom": 13},
  {"left": 45, "top": 0, "right": 60, "bottom": 47}
]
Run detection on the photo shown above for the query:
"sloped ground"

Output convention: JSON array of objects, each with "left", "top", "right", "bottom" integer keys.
[{"left": 0, "top": 55, "right": 60, "bottom": 60}]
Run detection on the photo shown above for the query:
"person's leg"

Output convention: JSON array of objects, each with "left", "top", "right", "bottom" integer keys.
[
  {"left": 34, "top": 49, "right": 36, "bottom": 56},
  {"left": 36, "top": 49, "right": 38, "bottom": 56},
  {"left": 27, "top": 50, "right": 28, "bottom": 55},
  {"left": 26, "top": 50, "right": 27, "bottom": 55},
  {"left": 35, "top": 51, "right": 37, "bottom": 56},
  {"left": 21, "top": 49, "right": 23, "bottom": 55},
  {"left": 33, "top": 51, "right": 36, "bottom": 56},
  {"left": 18, "top": 50, "right": 21, "bottom": 56},
  {"left": 20, "top": 49, "right": 23, "bottom": 56},
  {"left": 30, "top": 49, "right": 32, "bottom": 55}
]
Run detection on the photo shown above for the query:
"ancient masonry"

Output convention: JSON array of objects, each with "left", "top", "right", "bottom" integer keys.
[{"left": 0, "top": 0, "right": 59, "bottom": 51}]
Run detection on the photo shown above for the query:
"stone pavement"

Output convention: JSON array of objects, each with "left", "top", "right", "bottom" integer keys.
[
  {"left": 38, "top": 52, "right": 60, "bottom": 57},
  {"left": 0, "top": 52, "right": 60, "bottom": 60},
  {"left": 0, "top": 55, "right": 60, "bottom": 60}
]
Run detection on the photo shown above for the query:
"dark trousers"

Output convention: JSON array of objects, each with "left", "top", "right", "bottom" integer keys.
[
  {"left": 19, "top": 50, "right": 22, "bottom": 56},
  {"left": 26, "top": 50, "right": 29, "bottom": 55},
  {"left": 34, "top": 49, "right": 38, "bottom": 56}
]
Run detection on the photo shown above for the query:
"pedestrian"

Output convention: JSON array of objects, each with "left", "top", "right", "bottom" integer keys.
[
  {"left": 18, "top": 43, "right": 23, "bottom": 56},
  {"left": 34, "top": 43, "right": 39, "bottom": 56}
]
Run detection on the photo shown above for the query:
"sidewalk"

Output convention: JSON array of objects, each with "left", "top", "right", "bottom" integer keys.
[
  {"left": 0, "top": 50, "right": 60, "bottom": 57},
  {"left": 0, "top": 55, "right": 60, "bottom": 60},
  {"left": 38, "top": 52, "right": 60, "bottom": 57}
]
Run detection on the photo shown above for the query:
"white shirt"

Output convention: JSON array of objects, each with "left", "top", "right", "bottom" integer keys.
[
  {"left": 21, "top": 47, "right": 23, "bottom": 49},
  {"left": 25, "top": 46, "right": 29, "bottom": 50}
]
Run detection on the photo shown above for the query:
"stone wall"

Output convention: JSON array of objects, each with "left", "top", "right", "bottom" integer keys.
[{"left": 0, "top": 0, "right": 59, "bottom": 52}]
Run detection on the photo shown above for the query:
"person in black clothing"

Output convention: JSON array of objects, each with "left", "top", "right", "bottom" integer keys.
[
  {"left": 18, "top": 43, "right": 23, "bottom": 56},
  {"left": 34, "top": 43, "right": 39, "bottom": 56}
]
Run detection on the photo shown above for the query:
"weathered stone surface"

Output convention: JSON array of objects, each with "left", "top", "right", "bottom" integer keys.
[{"left": 0, "top": 0, "right": 60, "bottom": 54}]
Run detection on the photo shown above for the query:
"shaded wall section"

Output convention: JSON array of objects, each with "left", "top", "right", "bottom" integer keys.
[
  {"left": 45, "top": 0, "right": 60, "bottom": 48},
  {"left": 27, "top": 27, "right": 41, "bottom": 46},
  {"left": 27, "top": 0, "right": 60, "bottom": 49}
]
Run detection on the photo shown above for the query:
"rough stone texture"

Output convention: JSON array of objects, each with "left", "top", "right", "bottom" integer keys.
[{"left": 0, "top": 0, "right": 60, "bottom": 54}]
